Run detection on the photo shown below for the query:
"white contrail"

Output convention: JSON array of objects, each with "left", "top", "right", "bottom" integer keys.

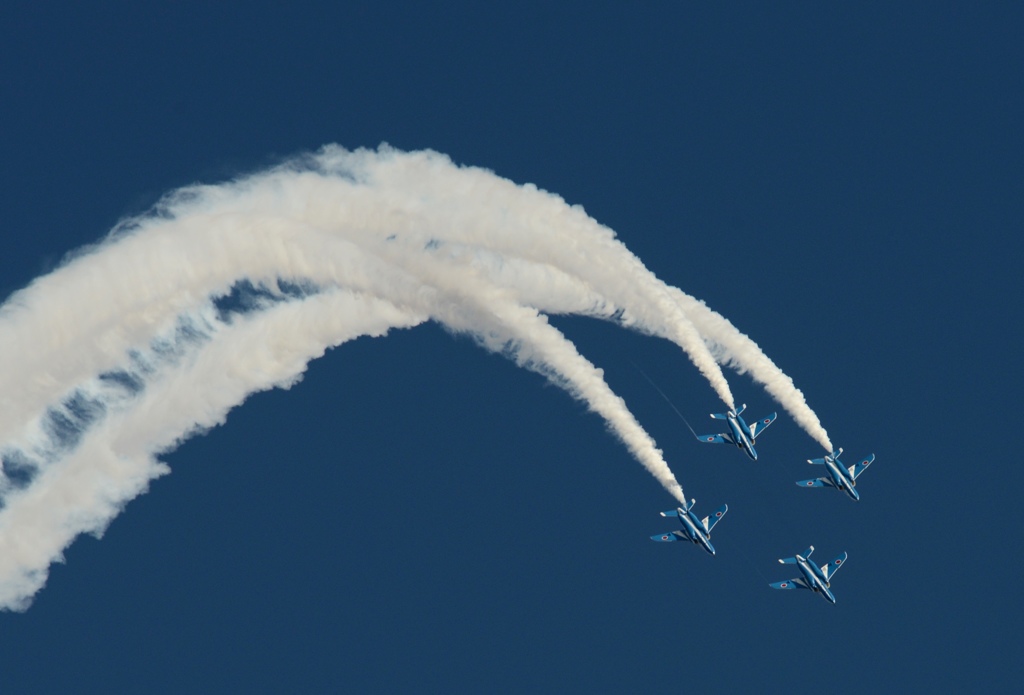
[
  {"left": 315, "top": 148, "right": 829, "bottom": 447},
  {"left": 0, "top": 145, "right": 829, "bottom": 610},
  {"left": 302, "top": 147, "right": 737, "bottom": 409},
  {"left": 666, "top": 289, "right": 833, "bottom": 451},
  {"left": 0, "top": 290, "right": 424, "bottom": 610}
]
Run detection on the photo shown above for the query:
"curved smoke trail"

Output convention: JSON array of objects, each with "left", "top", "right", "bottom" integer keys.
[{"left": 0, "top": 145, "right": 828, "bottom": 610}]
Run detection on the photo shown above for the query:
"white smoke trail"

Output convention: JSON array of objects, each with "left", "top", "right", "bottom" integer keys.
[
  {"left": 313, "top": 148, "right": 829, "bottom": 447},
  {"left": 0, "top": 290, "right": 424, "bottom": 610},
  {"left": 0, "top": 145, "right": 828, "bottom": 610},
  {"left": 301, "top": 147, "right": 738, "bottom": 409},
  {"left": 667, "top": 289, "right": 833, "bottom": 451}
]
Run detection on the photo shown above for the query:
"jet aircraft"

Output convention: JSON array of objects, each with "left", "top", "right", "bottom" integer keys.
[
  {"left": 696, "top": 404, "right": 776, "bottom": 460},
  {"left": 650, "top": 499, "right": 728, "bottom": 556},
  {"left": 769, "top": 545, "right": 848, "bottom": 604},
  {"left": 796, "top": 448, "right": 875, "bottom": 502}
]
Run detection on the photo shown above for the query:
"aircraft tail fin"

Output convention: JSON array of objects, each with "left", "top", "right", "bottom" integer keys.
[{"left": 735, "top": 403, "right": 747, "bottom": 415}]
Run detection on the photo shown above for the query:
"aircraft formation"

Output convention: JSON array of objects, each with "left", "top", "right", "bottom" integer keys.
[{"left": 650, "top": 403, "right": 874, "bottom": 604}]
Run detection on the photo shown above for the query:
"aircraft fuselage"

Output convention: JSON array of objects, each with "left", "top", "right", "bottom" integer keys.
[
  {"left": 727, "top": 412, "right": 758, "bottom": 460},
  {"left": 823, "top": 454, "right": 860, "bottom": 501},
  {"left": 796, "top": 555, "right": 836, "bottom": 604},
  {"left": 678, "top": 508, "right": 715, "bottom": 555}
]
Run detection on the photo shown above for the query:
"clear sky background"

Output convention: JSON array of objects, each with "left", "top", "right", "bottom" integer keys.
[{"left": 1, "top": 3, "right": 1021, "bottom": 692}]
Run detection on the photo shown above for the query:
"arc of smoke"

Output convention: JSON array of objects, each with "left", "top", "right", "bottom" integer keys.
[
  {"left": 296, "top": 148, "right": 737, "bottom": 410},
  {"left": 0, "top": 145, "right": 832, "bottom": 610},
  {"left": 0, "top": 266, "right": 682, "bottom": 609},
  {"left": 0, "top": 290, "right": 424, "bottom": 610},
  {"left": 0, "top": 188, "right": 687, "bottom": 608},
  {"left": 313, "top": 148, "right": 827, "bottom": 448}
]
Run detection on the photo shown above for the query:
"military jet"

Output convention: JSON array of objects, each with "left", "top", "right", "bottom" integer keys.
[
  {"left": 696, "top": 404, "right": 777, "bottom": 460},
  {"left": 796, "top": 448, "right": 875, "bottom": 502},
  {"left": 650, "top": 499, "right": 728, "bottom": 556},
  {"left": 769, "top": 545, "right": 848, "bottom": 604}
]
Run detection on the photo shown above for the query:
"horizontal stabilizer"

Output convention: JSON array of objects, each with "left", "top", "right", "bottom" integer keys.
[
  {"left": 808, "top": 457, "right": 826, "bottom": 465},
  {"left": 710, "top": 412, "right": 728, "bottom": 420},
  {"left": 651, "top": 531, "right": 684, "bottom": 543},
  {"left": 780, "top": 545, "right": 814, "bottom": 564},
  {"left": 659, "top": 510, "right": 680, "bottom": 518}
]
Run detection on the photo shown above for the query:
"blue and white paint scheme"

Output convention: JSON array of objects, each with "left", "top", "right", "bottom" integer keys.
[
  {"left": 650, "top": 499, "right": 728, "bottom": 556},
  {"left": 769, "top": 546, "right": 848, "bottom": 604},
  {"left": 796, "top": 448, "right": 875, "bottom": 502},
  {"left": 696, "top": 404, "right": 777, "bottom": 461}
]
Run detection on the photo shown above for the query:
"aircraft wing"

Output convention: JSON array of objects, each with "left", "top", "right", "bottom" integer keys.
[
  {"left": 796, "top": 477, "right": 836, "bottom": 489},
  {"left": 849, "top": 454, "right": 875, "bottom": 480},
  {"left": 770, "top": 577, "right": 810, "bottom": 591},
  {"left": 697, "top": 432, "right": 732, "bottom": 445},
  {"left": 651, "top": 531, "right": 686, "bottom": 543},
  {"left": 749, "top": 412, "right": 777, "bottom": 438},
  {"left": 702, "top": 504, "right": 728, "bottom": 533},
  {"left": 822, "top": 552, "right": 848, "bottom": 581}
]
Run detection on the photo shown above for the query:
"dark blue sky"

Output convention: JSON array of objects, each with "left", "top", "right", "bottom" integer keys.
[{"left": 2, "top": 3, "right": 1021, "bottom": 692}]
